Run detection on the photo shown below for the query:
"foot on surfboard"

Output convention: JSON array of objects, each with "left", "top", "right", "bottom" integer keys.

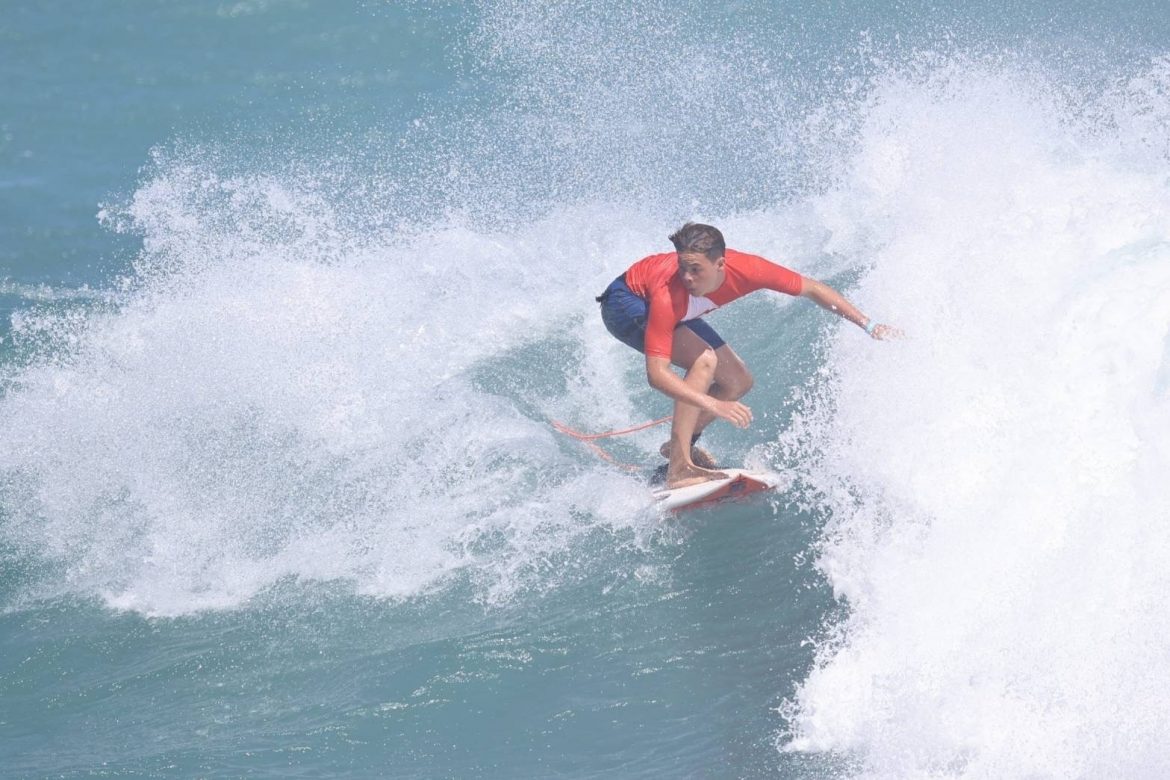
[
  {"left": 648, "top": 462, "right": 728, "bottom": 487},
  {"left": 658, "top": 441, "right": 718, "bottom": 470}
]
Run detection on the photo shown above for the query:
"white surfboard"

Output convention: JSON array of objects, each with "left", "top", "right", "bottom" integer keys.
[{"left": 651, "top": 468, "right": 786, "bottom": 513}]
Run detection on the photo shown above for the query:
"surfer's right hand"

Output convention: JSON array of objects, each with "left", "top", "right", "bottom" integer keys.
[{"left": 710, "top": 399, "right": 752, "bottom": 429}]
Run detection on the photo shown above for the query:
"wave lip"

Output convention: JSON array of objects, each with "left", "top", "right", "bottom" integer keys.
[{"left": 779, "top": 58, "right": 1170, "bottom": 778}]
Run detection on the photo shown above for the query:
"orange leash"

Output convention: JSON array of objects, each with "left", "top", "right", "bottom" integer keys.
[
  {"left": 550, "top": 415, "right": 672, "bottom": 473},
  {"left": 550, "top": 415, "right": 672, "bottom": 441}
]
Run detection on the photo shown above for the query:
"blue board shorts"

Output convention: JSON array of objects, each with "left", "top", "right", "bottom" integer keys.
[{"left": 596, "top": 275, "right": 725, "bottom": 355}]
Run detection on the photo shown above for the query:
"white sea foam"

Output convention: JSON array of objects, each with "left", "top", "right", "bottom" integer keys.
[
  {"left": 0, "top": 169, "right": 669, "bottom": 617},
  {"left": 0, "top": 279, "right": 116, "bottom": 304},
  {"left": 0, "top": 0, "right": 848, "bottom": 619},
  {"left": 777, "top": 58, "right": 1170, "bottom": 778},
  {"left": 0, "top": 0, "right": 813, "bottom": 620}
]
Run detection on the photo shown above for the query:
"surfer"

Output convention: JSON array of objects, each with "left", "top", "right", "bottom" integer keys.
[{"left": 596, "top": 222, "right": 899, "bottom": 488}]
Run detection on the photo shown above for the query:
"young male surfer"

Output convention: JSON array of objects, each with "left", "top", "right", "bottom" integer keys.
[{"left": 596, "top": 222, "right": 899, "bottom": 488}]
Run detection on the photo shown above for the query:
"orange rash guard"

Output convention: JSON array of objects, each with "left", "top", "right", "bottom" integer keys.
[{"left": 622, "top": 249, "right": 803, "bottom": 359}]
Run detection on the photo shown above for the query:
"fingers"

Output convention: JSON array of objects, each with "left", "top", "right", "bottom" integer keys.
[
  {"left": 698, "top": 400, "right": 751, "bottom": 428},
  {"left": 718, "top": 400, "right": 752, "bottom": 428},
  {"left": 736, "top": 402, "right": 753, "bottom": 427},
  {"left": 872, "top": 324, "right": 906, "bottom": 340}
]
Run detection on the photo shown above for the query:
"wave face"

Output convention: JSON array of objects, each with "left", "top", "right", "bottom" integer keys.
[{"left": 776, "top": 58, "right": 1170, "bottom": 777}]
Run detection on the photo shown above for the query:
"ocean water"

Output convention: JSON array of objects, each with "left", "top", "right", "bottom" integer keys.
[{"left": 3, "top": 1, "right": 1170, "bottom": 777}]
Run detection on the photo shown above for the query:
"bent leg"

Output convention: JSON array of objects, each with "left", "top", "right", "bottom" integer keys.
[
  {"left": 690, "top": 343, "right": 753, "bottom": 438},
  {"left": 663, "top": 328, "right": 728, "bottom": 487}
]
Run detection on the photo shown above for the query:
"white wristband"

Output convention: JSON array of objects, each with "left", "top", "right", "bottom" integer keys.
[{"left": 864, "top": 319, "right": 878, "bottom": 336}]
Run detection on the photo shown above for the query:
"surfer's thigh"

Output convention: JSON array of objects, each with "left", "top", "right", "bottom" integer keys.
[{"left": 670, "top": 325, "right": 720, "bottom": 372}]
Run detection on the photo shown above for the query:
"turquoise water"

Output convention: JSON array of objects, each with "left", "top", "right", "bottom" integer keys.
[{"left": 4, "top": 2, "right": 1170, "bottom": 777}]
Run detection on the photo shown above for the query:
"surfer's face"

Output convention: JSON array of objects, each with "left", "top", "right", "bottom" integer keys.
[{"left": 677, "top": 252, "right": 724, "bottom": 296}]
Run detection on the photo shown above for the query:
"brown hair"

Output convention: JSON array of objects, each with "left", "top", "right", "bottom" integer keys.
[{"left": 668, "top": 222, "right": 725, "bottom": 261}]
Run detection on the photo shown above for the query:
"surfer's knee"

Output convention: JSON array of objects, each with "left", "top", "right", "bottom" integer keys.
[
  {"left": 713, "top": 365, "right": 752, "bottom": 400},
  {"left": 729, "top": 368, "right": 753, "bottom": 398},
  {"left": 691, "top": 347, "right": 718, "bottom": 379}
]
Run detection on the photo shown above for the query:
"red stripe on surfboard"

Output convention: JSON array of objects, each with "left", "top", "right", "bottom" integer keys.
[{"left": 667, "top": 474, "right": 776, "bottom": 513}]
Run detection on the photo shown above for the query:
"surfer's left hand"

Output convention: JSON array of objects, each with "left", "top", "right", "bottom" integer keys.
[{"left": 870, "top": 324, "right": 905, "bottom": 340}]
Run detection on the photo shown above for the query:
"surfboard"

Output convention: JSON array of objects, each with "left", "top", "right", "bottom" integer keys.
[{"left": 651, "top": 468, "right": 785, "bottom": 513}]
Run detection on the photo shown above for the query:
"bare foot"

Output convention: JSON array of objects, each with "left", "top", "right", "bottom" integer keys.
[
  {"left": 665, "top": 463, "right": 728, "bottom": 489},
  {"left": 659, "top": 441, "right": 718, "bottom": 469}
]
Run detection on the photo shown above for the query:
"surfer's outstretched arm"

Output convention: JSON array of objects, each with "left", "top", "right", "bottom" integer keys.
[{"left": 800, "top": 278, "right": 901, "bottom": 339}]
